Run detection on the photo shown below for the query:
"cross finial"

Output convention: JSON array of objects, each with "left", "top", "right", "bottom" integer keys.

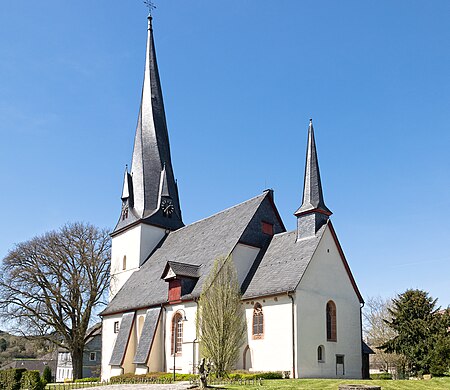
[{"left": 144, "top": 0, "right": 156, "bottom": 16}]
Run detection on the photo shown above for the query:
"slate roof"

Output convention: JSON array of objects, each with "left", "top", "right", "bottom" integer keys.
[
  {"left": 85, "top": 322, "right": 102, "bottom": 343},
  {"left": 109, "top": 312, "right": 135, "bottom": 366},
  {"left": 113, "top": 16, "right": 183, "bottom": 234},
  {"left": 295, "top": 120, "right": 332, "bottom": 216},
  {"left": 362, "top": 341, "right": 375, "bottom": 355},
  {"left": 162, "top": 261, "right": 202, "bottom": 279},
  {"left": 133, "top": 308, "right": 161, "bottom": 364},
  {"left": 243, "top": 225, "right": 326, "bottom": 299},
  {"left": 102, "top": 192, "right": 269, "bottom": 315},
  {"left": 0, "top": 358, "right": 56, "bottom": 374}
]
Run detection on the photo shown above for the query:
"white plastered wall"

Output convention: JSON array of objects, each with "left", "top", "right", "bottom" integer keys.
[
  {"left": 164, "top": 302, "right": 198, "bottom": 375},
  {"left": 240, "top": 295, "right": 293, "bottom": 375},
  {"left": 296, "top": 226, "right": 362, "bottom": 378},
  {"left": 231, "top": 243, "right": 260, "bottom": 286},
  {"left": 101, "top": 313, "right": 123, "bottom": 381},
  {"left": 110, "top": 224, "right": 165, "bottom": 300}
]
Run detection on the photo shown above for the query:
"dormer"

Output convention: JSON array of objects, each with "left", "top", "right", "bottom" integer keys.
[{"left": 161, "top": 261, "right": 201, "bottom": 303}]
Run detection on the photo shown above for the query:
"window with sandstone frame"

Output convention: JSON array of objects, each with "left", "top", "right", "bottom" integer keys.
[
  {"left": 326, "top": 300, "right": 337, "bottom": 341},
  {"left": 252, "top": 303, "right": 264, "bottom": 339},
  {"left": 171, "top": 312, "right": 183, "bottom": 355}
]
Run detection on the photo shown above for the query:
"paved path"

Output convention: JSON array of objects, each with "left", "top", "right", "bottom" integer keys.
[{"left": 81, "top": 383, "right": 192, "bottom": 390}]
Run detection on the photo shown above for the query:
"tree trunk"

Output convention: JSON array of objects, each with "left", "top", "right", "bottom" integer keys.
[{"left": 72, "top": 346, "right": 84, "bottom": 380}]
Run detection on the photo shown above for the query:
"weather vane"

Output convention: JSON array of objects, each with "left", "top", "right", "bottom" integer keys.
[{"left": 144, "top": 0, "right": 156, "bottom": 16}]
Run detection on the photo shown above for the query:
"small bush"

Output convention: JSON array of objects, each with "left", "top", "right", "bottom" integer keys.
[
  {"left": 370, "top": 372, "right": 393, "bottom": 380},
  {"left": 74, "top": 377, "right": 100, "bottom": 383},
  {"left": 22, "top": 370, "right": 45, "bottom": 390},
  {"left": 229, "top": 371, "right": 283, "bottom": 380},
  {"left": 256, "top": 371, "right": 284, "bottom": 379}
]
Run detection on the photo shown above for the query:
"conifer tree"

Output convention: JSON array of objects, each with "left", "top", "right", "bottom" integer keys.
[
  {"left": 380, "top": 289, "right": 450, "bottom": 375},
  {"left": 196, "top": 256, "right": 246, "bottom": 379}
]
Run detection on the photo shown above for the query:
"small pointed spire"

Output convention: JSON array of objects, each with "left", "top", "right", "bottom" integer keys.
[
  {"left": 295, "top": 120, "right": 331, "bottom": 239},
  {"left": 121, "top": 166, "right": 133, "bottom": 201},
  {"left": 160, "top": 164, "right": 170, "bottom": 198},
  {"left": 295, "top": 119, "right": 331, "bottom": 217}
]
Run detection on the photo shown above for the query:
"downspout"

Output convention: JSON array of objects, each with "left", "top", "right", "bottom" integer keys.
[
  {"left": 162, "top": 304, "right": 167, "bottom": 372},
  {"left": 288, "top": 292, "right": 296, "bottom": 379},
  {"left": 360, "top": 302, "right": 364, "bottom": 379},
  {"left": 192, "top": 299, "right": 199, "bottom": 374}
]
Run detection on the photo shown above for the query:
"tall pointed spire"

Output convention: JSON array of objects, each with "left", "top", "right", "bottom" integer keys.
[
  {"left": 113, "top": 15, "right": 183, "bottom": 234},
  {"left": 295, "top": 119, "right": 331, "bottom": 239}
]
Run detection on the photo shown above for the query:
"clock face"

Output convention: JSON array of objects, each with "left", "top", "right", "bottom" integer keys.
[{"left": 161, "top": 198, "right": 174, "bottom": 216}]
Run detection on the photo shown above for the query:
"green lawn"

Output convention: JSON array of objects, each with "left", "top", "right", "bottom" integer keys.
[{"left": 225, "top": 377, "right": 450, "bottom": 389}]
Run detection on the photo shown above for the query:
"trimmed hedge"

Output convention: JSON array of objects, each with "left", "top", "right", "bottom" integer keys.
[
  {"left": 110, "top": 370, "right": 284, "bottom": 384},
  {"left": 370, "top": 372, "right": 393, "bottom": 380},
  {"left": 21, "top": 370, "right": 45, "bottom": 390},
  {"left": 74, "top": 377, "right": 100, "bottom": 383},
  {"left": 203, "top": 370, "right": 284, "bottom": 381},
  {"left": 110, "top": 372, "right": 198, "bottom": 383}
]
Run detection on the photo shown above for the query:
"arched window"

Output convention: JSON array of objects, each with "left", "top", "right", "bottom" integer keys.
[
  {"left": 171, "top": 313, "right": 183, "bottom": 355},
  {"left": 317, "top": 345, "right": 325, "bottom": 362},
  {"left": 122, "top": 255, "right": 127, "bottom": 271},
  {"left": 326, "top": 300, "right": 337, "bottom": 341},
  {"left": 252, "top": 303, "right": 264, "bottom": 339}
]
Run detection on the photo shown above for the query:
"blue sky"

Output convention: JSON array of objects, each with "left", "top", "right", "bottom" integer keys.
[{"left": 1, "top": 1, "right": 449, "bottom": 307}]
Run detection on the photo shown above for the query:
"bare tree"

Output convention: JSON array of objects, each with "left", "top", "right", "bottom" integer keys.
[
  {"left": 196, "top": 256, "right": 246, "bottom": 380},
  {"left": 363, "top": 296, "right": 406, "bottom": 376},
  {"left": 0, "top": 222, "right": 110, "bottom": 379}
]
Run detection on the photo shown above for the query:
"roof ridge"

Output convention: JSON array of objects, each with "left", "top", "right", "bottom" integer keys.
[
  {"left": 169, "top": 192, "right": 268, "bottom": 235},
  {"left": 168, "top": 260, "right": 201, "bottom": 267}
]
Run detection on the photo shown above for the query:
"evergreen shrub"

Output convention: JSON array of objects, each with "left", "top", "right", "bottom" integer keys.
[
  {"left": 42, "top": 366, "right": 52, "bottom": 384},
  {"left": 0, "top": 368, "right": 26, "bottom": 390}
]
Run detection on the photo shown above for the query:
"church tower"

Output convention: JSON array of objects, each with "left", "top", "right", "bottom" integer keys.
[
  {"left": 109, "top": 16, "right": 183, "bottom": 300},
  {"left": 295, "top": 119, "right": 332, "bottom": 240}
]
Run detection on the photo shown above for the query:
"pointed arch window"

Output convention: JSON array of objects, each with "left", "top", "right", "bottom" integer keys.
[
  {"left": 317, "top": 345, "right": 325, "bottom": 362},
  {"left": 171, "top": 312, "right": 183, "bottom": 355},
  {"left": 252, "top": 303, "right": 264, "bottom": 339},
  {"left": 326, "top": 300, "right": 337, "bottom": 341}
]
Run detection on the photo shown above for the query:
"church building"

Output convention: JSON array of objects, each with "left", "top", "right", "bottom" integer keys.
[{"left": 100, "top": 15, "right": 365, "bottom": 380}]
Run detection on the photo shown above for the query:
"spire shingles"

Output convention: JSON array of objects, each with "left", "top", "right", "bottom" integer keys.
[
  {"left": 113, "top": 16, "right": 183, "bottom": 234},
  {"left": 295, "top": 120, "right": 331, "bottom": 239}
]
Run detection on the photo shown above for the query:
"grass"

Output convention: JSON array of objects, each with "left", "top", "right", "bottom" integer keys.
[{"left": 225, "top": 377, "right": 450, "bottom": 389}]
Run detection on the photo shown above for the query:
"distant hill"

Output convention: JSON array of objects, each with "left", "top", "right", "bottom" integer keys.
[{"left": 0, "top": 331, "right": 54, "bottom": 367}]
